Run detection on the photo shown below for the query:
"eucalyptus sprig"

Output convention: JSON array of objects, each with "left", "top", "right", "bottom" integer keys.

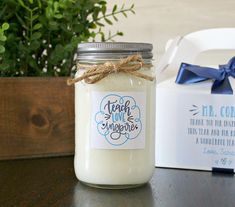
[
  {"left": 0, "top": 0, "right": 135, "bottom": 77},
  {"left": 92, "top": 3, "right": 135, "bottom": 42},
  {"left": 0, "top": 23, "right": 9, "bottom": 54}
]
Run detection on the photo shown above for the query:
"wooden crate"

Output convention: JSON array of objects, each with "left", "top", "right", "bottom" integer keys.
[{"left": 0, "top": 77, "right": 75, "bottom": 160}]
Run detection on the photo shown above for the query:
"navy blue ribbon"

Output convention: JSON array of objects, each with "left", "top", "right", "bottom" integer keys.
[{"left": 175, "top": 57, "right": 235, "bottom": 94}]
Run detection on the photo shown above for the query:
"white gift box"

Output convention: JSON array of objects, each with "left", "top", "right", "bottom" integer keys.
[{"left": 155, "top": 28, "right": 235, "bottom": 173}]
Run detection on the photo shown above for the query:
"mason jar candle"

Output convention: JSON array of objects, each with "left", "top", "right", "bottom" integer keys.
[{"left": 70, "top": 42, "right": 156, "bottom": 189}]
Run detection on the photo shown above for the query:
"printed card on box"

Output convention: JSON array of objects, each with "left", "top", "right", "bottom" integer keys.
[{"left": 156, "top": 80, "right": 235, "bottom": 171}]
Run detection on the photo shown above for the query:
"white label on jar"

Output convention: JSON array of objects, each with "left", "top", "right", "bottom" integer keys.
[{"left": 90, "top": 92, "right": 146, "bottom": 149}]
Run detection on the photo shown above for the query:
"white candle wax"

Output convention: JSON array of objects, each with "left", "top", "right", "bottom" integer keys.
[{"left": 74, "top": 70, "right": 155, "bottom": 187}]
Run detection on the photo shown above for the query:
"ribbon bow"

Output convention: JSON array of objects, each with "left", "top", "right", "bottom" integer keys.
[{"left": 175, "top": 57, "right": 235, "bottom": 94}]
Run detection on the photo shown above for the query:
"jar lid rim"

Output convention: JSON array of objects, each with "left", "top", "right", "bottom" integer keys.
[
  {"left": 77, "top": 42, "right": 153, "bottom": 60},
  {"left": 78, "top": 42, "right": 152, "bottom": 52}
]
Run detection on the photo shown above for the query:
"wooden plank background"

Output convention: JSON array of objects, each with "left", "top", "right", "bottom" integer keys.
[{"left": 0, "top": 77, "right": 74, "bottom": 160}]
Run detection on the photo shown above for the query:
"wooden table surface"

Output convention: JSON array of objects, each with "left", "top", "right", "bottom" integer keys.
[{"left": 0, "top": 156, "right": 234, "bottom": 207}]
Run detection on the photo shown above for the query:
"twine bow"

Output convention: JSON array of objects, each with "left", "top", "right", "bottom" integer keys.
[{"left": 67, "top": 55, "right": 155, "bottom": 85}]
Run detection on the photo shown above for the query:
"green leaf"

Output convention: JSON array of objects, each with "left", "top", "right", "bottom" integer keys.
[
  {"left": 15, "top": 13, "right": 28, "bottom": 29},
  {"left": 33, "top": 23, "right": 42, "bottom": 30},
  {"left": 32, "top": 15, "right": 39, "bottom": 21},
  {"left": 0, "top": 45, "right": 5, "bottom": 53},
  {"left": 112, "top": 5, "right": 117, "bottom": 13},
  {"left": 100, "top": 32, "right": 105, "bottom": 42},
  {"left": 98, "top": 1, "right": 106, "bottom": 6},
  {"left": 90, "top": 31, "right": 96, "bottom": 38},
  {"left": 29, "top": 41, "right": 40, "bottom": 50},
  {"left": 54, "top": 2, "right": 59, "bottom": 11},
  {"left": 31, "top": 32, "right": 42, "bottom": 40},
  {"left": 46, "top": 7, "right": 54, "bottom": 19},
  {"left": 17, "top": 0, "right": 30, "bottom": 11},
  {"left": 71, "top": 36, "right": 82, "bottom": 46},
  {"left": 37, "top": 0, "right": 42, "bottom": 8},
  {"left": 89, "top": 23, "right": 97, "bottom": 29},
  {"left": 101, "top": 5, "right": 106, "bottom": 15},
  {"left": 117, "top": 31, "right": 124, "bottom": 36},
  {"left": 113, "top": 15, "right": 118, "bottom": 21},
  {"left": 96, "top": 22, "right": 104, "bottom": 27},
  {"left": 28, "top": 0, "right": 34, "bottom": 4},
  {"left": 48, "top": 21, "right": 59, "bottom": 30},
  {"left": 104, "top": 18, "right": 112, "bottom": 25},
  {"left": 29, "top": 57, "right": 38, "bottom": 69},
  {"left": 50, "top": 44, "right": 65, "bottom": 64},
  {"left": 122, "top": 12, "right": 127, "bottom": 18},
  {"left": 32, "top": 7, "right": 39, "bottom": 12},
  {"left": 54, "top": 14, "right": 63, "bottom": 19},
  {"left": 17, "top": 0, "right": 26, "bottom": 8},
  {"left": 92, "top": 9, "right": 99, "bottom": 20},
  {"left": 64, "top": 44, "right": 74, "bottom": 52},
  {"left": 0, "top": 35, "right": 7, "bottom": 42},
  {"left": 131, "top": 10, "right": 136, "bottom": 14},
  {"left": 2, "top": 23, "right": 9, "bottom": 31},
  {"left": 0, "top": 63, "right": 10, "bottom": 71},
  {"left": 131, "top": 4, "right": 135, "bottom": 9}
]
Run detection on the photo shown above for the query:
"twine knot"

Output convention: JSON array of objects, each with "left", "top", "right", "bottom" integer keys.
[{"left": 67, "top": 54, "right": 155, "bottom": 85}]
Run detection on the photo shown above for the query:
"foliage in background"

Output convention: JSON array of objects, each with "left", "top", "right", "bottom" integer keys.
[{"left": 0, "top": 0, "right": 135, "bottom": 77}]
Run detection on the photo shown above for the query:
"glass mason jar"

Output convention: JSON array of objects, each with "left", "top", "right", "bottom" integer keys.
[{"left": 74, "top": 42, "right": 156, "bottom": 189}]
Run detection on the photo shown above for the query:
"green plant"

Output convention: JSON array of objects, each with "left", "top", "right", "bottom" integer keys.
[
  {"left": 0, "top": 23, "right": 9, "bottom": 54},
  {"left": 0, "top": 0, "right": 135, "bottom": 77}
]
